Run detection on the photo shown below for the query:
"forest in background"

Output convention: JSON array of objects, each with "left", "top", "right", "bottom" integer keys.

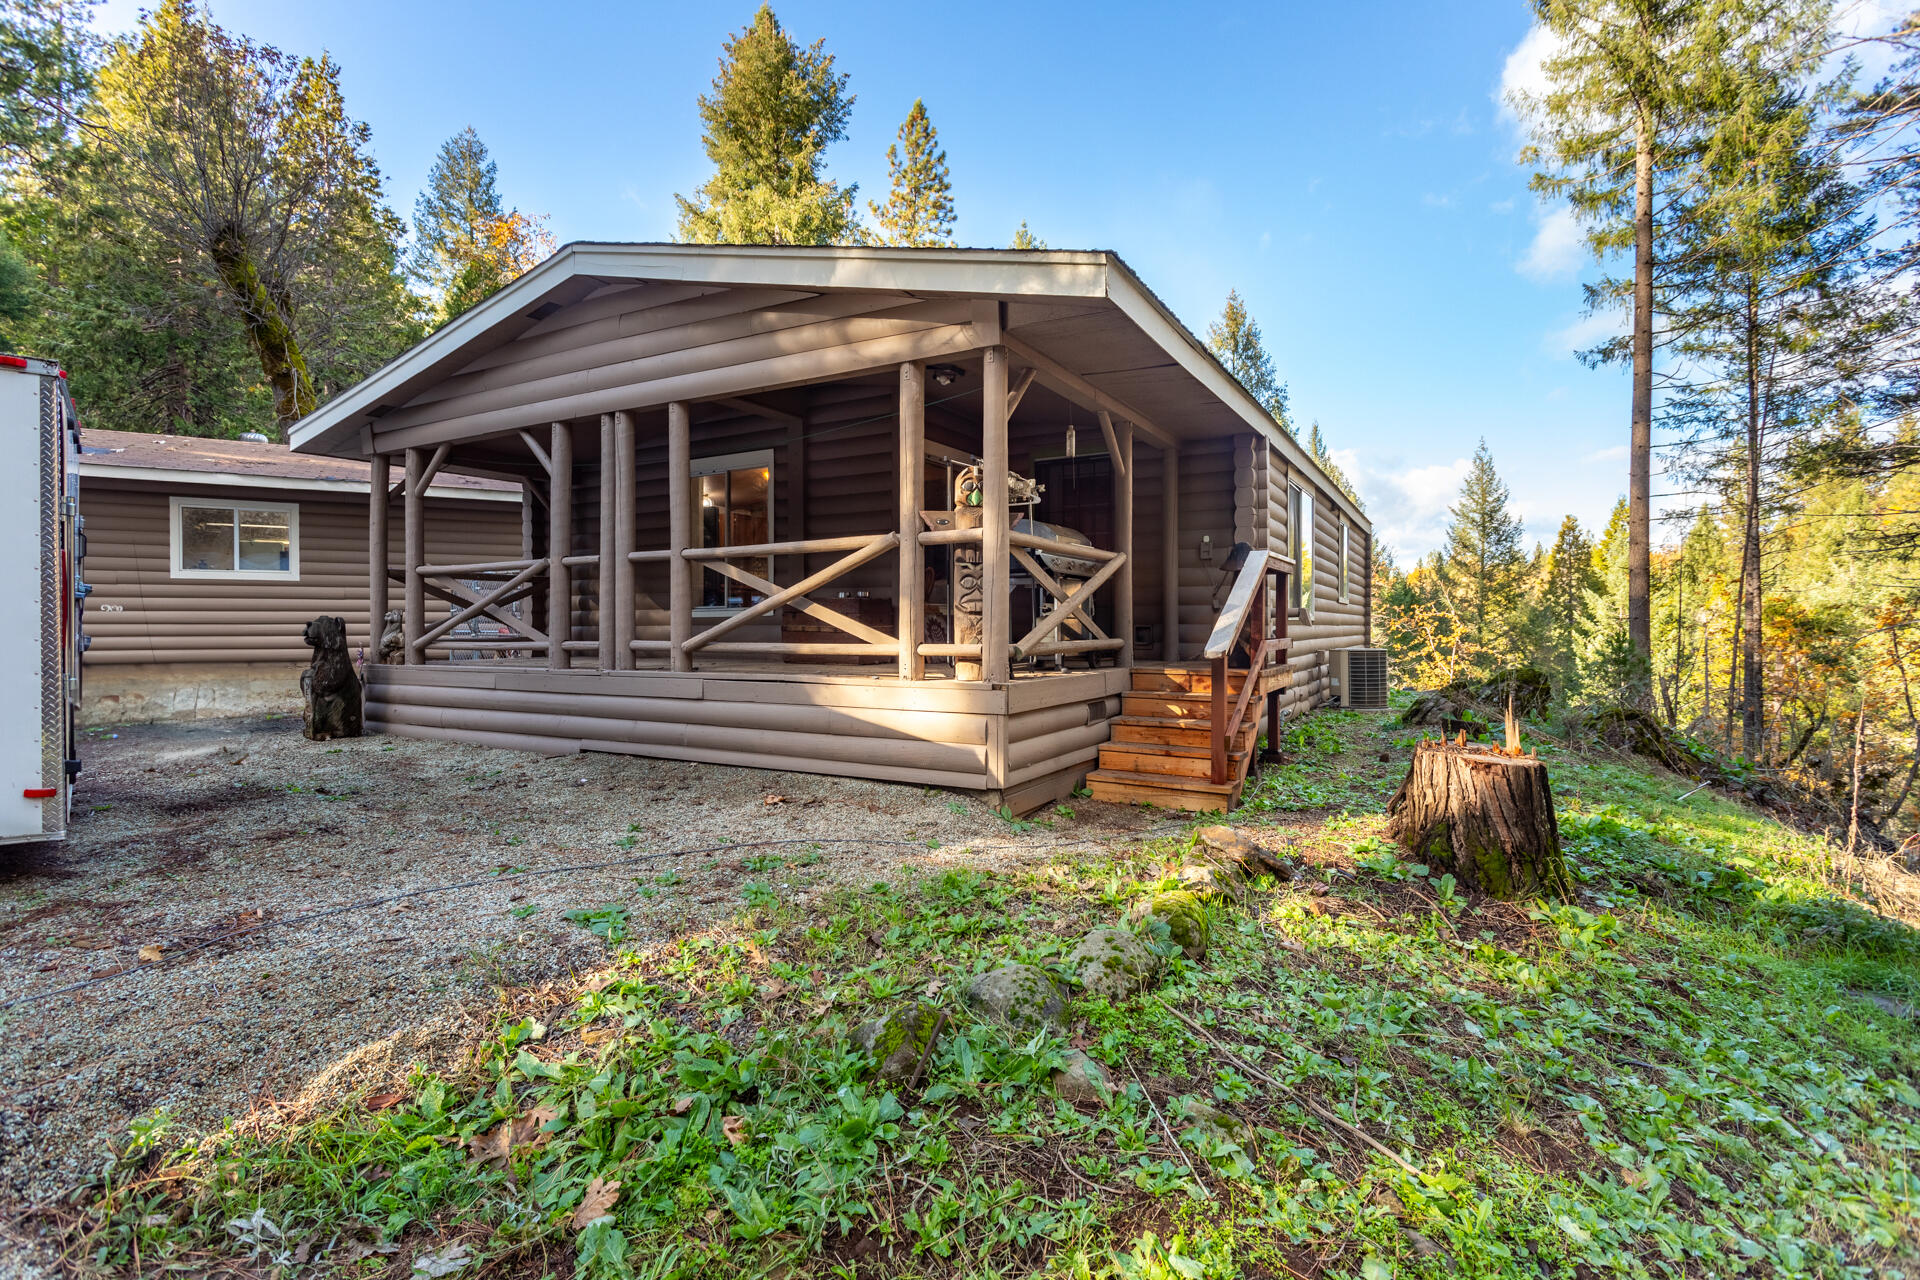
[{"left": 1373, "top": 3, "right": 1920, "bottom": 852}]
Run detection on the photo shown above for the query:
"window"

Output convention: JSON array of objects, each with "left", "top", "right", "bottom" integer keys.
[
  {"left": 1287, "top": 483, "right": 1313, "bottom": 618},
  {"left": 1339, "top": 519, "right": 1350, "bottom": 603},
  {"left": 692, "top": 450, "right": 774, "bottom": 611},
  {"left": 169, "top": 496, "right": 298, "bottom": 580}
]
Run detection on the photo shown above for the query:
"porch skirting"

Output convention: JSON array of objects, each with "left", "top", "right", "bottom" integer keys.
[{"left": 365, "top": 662, "right": 1125, "bottom": 804}]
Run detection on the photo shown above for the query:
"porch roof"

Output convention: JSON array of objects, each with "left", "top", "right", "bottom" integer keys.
[{"left": 289, "top": 244, "right": 1367, "bottom": 530}]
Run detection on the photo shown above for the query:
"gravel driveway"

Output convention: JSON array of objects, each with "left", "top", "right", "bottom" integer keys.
[{"left": 0, "top": 717, "right": 1166, "bottom": 1275}]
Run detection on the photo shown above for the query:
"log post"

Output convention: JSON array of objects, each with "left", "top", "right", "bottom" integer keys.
[
  {"left": 597, "top": 413, "right": 616, "bottom": 671},
  {"left": 898, "top": 361, "right": 926, "bottom": 680},
  {"left": 1111, "top": 416, "right": 1133, "bottom": 670},
  {"left": 982, "top": 346, "right": 1011, "bottom": 685},
  {"left": 548, "top": 422, "right": 572, "bottom": 670},
  {"left": 1385, "top": 740, "right": 1574, "bottom": 901},
  {"left": 667, "top": 400, "right": 692, "bottom": 672},
  {"left": 368, "top": 453, "right": 389, "bottom": 661},
  {"left": 613, "top": 409, "right": 636, "bottom": 670},
  {"left": 1162, "top": 443, "right": 1180, "bottom": 662},
  {"left": 403, "top": 447, "right": 424, "bottom": 665}
]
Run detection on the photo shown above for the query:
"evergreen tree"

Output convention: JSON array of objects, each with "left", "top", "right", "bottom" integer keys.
[
  {"left": 1205, "top": 289, "right": 1290, "bottom": 431},
  {"left": 411, "top": 127, "right": 503, "bottom": 295},
  {"left": 675, "top": 6, "right": 858, "bottom": 246},
  {"left": 1009, "top": 219, "right": 1046, "bottom": 250},
  {"left": 1516, "top": 0, "right": 1760, "bottom": 669},
  {"left": 1536, "top": 514, "right": 1601, "bottom": 687},
  {"left": 409, "top": 130, "right": 555, "bottom": 322},
  {"left": 867, "top": 99, "right": 954, "bottom": 247},
  {"left": 1438, "top": 439, "right": 1528, "bottom": 670}
]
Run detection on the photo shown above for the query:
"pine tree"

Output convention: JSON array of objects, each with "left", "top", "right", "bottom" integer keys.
[
  {"left": 1009, "top": 220, "right": 1046, "bottom": 250},
  {"left": 1536, "top": 514, "right": 1601, "bottom": 687},
  {"left": 675, "top": 6, "right": 858, "bottom": 246},
  {"left": 1438, "top": 439, "right": 1528, "bottom": 670},
  {"left": 1516, "top": 0, "right": 1761, "bottom": 670},
  {"left": 1206, "top": 289, "right": 1290, "bottom": 432},
  {"left": 1307, "top": 421, "right": 1363, "bottom": 508},
  {"left": 411, "top": 128, "right": 503, "bottom": 296},
  {"left": 867, "top": 99, "right": 953, "bottom": 247}
]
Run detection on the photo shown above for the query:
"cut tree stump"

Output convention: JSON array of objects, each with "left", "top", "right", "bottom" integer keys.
[{"left": 1384, "top": 740, "right": 1573, "bottom": 902}]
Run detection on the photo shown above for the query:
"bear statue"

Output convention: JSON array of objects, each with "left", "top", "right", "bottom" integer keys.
[{"left": 300, "top": 615, "right": 363, "bottom": 741}]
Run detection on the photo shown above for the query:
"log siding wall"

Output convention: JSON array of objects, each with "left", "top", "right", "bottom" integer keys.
[
  {"left": 81, "top": 479, "right": 522, "bottom": 666},
  {"left": 1261, "top": 442, "right": 1370, "bottom": 712}
]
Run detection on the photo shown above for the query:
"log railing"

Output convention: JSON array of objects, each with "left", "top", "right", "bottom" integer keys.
[
  {"left": 1201, "top": 549, "right": 1290, "bottom": 785},
  {"left": 642, "top": 531, "right": 903, "bottom": 659},
  {"left": 394, "top": 557, "right": 551, "bottom": 655},
  {"left": 918, "top": 525, "right": 1129, "bottom": 662}
]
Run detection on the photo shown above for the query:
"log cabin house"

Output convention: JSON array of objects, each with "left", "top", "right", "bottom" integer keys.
[
  {"left": 77, "top": 429, "right": 522, "bottom": 724},
  {"left": 289, "top": 245, "right": 1372, "bottom": 812}
]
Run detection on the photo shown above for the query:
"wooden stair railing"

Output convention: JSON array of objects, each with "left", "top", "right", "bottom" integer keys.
[{"left": 1201, "top": 550, "right": 1290, "bottom": 784}]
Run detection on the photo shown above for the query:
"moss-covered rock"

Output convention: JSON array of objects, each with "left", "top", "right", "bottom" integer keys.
[
  {"left": 850, "top": 1001, "right": 945, "bottom": 1084},
  {"left": 1053, "top": 1048, "right": 1114, "bottom": 1104},
  {"left": 1177, "top": 1097, "right": 1252, "bottom": 1149},
  {"left": 962, "top": 964, "right": 1065, "bottom": 1037},
  {"left": 1127, "top": 889, "right": 1210, "bottom": 959},
  {"left": 1064, "top": 925, "right": 1162, "bottom": 999}
]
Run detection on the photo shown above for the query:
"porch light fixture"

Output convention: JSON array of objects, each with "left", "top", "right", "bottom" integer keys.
[{"left": 928, "top": 363, "right": 964, "bottom": 387}]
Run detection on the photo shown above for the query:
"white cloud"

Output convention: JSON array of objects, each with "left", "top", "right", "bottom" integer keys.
[
  {"left": 1342, "top": 455, "right": 1474, "bottom": 558},
  {"left": 1422, "top": 192, "right": 1455, "bottom": 209},
  {"left": 1518, "top": 206, "right": 1582, "bottom": 280},
  {"left": 1545, "top": 308, "right": 1626, "bottom": 358},
  {"left": 1489, "top": 198, "right": 1515, "bottom": 215},
  {"left": 1496, "top": 24, "right": 1561, "bottom": 126}
]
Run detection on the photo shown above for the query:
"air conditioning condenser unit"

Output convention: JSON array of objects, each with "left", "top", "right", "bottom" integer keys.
[{"left": 1333, "top": 647, "right": 1389, "bottom": 710}]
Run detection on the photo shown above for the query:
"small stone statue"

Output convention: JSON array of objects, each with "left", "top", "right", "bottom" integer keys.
[
  {"left": 301, "top": 615, "right": 363, "bottom": 741},
  {"left": 377, "top": 609, "right": 404, "bottom": 662}
]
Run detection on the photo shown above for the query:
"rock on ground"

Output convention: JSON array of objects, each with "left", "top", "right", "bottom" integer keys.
[
  {"left": 851, "top": 1002, "right": 945, "bottom": 1084},
  {"left": 1127, "top": 889, "right": 1210, "bottom": 959},
  {"left": 1064, "top": 926, "right": 1162, "bottom": 999},
  {"left": 962, "top": 964, "right": 1065, "bottom": 1036},
  {"left": 1053, "top": 1049, "right": 1114, "bottom": 1104}
]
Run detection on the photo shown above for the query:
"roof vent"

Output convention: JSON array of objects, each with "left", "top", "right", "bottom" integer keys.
[
  {"left": 238, "top": 431, "right": 271, "bottom": 444},
  {"left": 526, "top": 301, "right": 563, "bottom": 322}
]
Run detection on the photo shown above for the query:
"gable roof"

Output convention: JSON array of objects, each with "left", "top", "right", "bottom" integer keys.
[
  {"left": 78, "top": 428, "right": 518, "bottom": 500},
  {"left": 288, "top": 243, "right": 1365, "bottom": 528}
]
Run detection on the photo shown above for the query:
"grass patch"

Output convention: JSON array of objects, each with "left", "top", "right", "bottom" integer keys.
[{"left": 66, "top": 714, "right": 1920, "bottom": 1279}]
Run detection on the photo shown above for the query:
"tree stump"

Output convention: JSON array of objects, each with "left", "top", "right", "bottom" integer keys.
[{"left": 1385, "top": 740, "right": 1573, "bottom": 901}]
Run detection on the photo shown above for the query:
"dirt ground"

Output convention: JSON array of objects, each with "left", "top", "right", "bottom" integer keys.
[{"left": 0, "top": 717, "right": 1170, "bottom": 1275}]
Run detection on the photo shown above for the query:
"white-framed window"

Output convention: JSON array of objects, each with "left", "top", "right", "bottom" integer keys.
[
  {"left": 1287, "top": 483, "right": 1314, "bottom": 619},
  {"left": 692, "top": 449, "right": 774, "bottom": 613},
  {"left": 1339, "top": 519, "right": 1351, "bottom": 603},
  {"left": 169, "top": 495, "right": 299, "bottom": 581}
]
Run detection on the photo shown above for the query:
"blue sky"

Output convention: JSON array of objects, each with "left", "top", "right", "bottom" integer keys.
[{"left": 93, "top": 0, "right": 1655, "bottom": 557}]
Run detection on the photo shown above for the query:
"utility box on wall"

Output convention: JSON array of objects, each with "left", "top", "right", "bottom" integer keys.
[{"left": 1333, "top": 647, "right": 1389, "bottom": 710}]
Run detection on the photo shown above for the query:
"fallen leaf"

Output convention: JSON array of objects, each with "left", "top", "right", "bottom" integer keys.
[
  {"left": 763, "top": 794, "right": 785, "bottom": 806},
  {"left": 704, "top": 1209, "right": 722, "bottom": 1225},
  {"left": 467, "top": 1104, "right": 560, "bottom": 1166},
  {"left": 580, "top": 1026, "right": 619, "bottom": 1046},
  {"left": 670, "top": 1094, "right": 695, "bottom": 1116},
  {"left": 759, "top": 978, "right": 788, "bottom": 999},
  {"left": 411, "top": 1241, "right": 472, "bottom": 1276},
  {"left": 366, "top": 1092, "right": 405, "bottom": 1110},
  {"left": 742, "top": 940, "right": 768, "bottom": 967},
  {"left": 571, "top": 1176, "right": 621, "bottom": 1230},
  {"left": 722, "top": 1115, "right": 747, "bottom": 1146},
  {"left": 138, "top": 944, "right": 164, "bottom": 963}
]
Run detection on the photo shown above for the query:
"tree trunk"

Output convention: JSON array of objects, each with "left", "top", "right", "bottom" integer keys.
[
  {"left": 209, "top": 223, "right": 316, "bottom": 439},
  {"left": 1742, "top": 281, "right": 1764, "bottom": 760},
  {"left": 1629, "top": 113, "right": 1654, "bottom": 677},
  {"left": 1386, "top": 741, "right": 1574, "bottom": 902}
]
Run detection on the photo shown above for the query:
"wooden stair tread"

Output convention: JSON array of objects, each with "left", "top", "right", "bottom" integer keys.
[{"left": 1085, "top": 766, "right": 1244, "bottom": 793}]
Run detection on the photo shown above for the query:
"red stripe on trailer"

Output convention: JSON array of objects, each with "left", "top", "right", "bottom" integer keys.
[
  {"left": 0, "top": 355, "right": 27, "bottom": 369},
  {"left": 23, "top": 788, "right": 57, "bottom": 798}
]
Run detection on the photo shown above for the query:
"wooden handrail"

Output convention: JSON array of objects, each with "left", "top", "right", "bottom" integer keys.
[
  {"left": 413, "top": 558, "right": 548, "bottom": 651},
  {"left": 1202, "top": 549, "right": 1272, "bottom": 660},
  {"left": 1009, "top": 529, "right": 1120, "bottom": 563},
  {"left": 682, "top": 534, "right": 883, "bottom": 560},
  {"left": 414, "top": 557, "right": 543, "bottom": 576}
]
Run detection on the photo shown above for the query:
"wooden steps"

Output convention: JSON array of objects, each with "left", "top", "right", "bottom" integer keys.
[{"left": 1087, "top": 664, "right": 1260, "bottom": 813}]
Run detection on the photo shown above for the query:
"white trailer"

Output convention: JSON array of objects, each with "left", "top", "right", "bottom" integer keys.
[{"left": 1, "top": 353, "right": 83, "bottom": 845}]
